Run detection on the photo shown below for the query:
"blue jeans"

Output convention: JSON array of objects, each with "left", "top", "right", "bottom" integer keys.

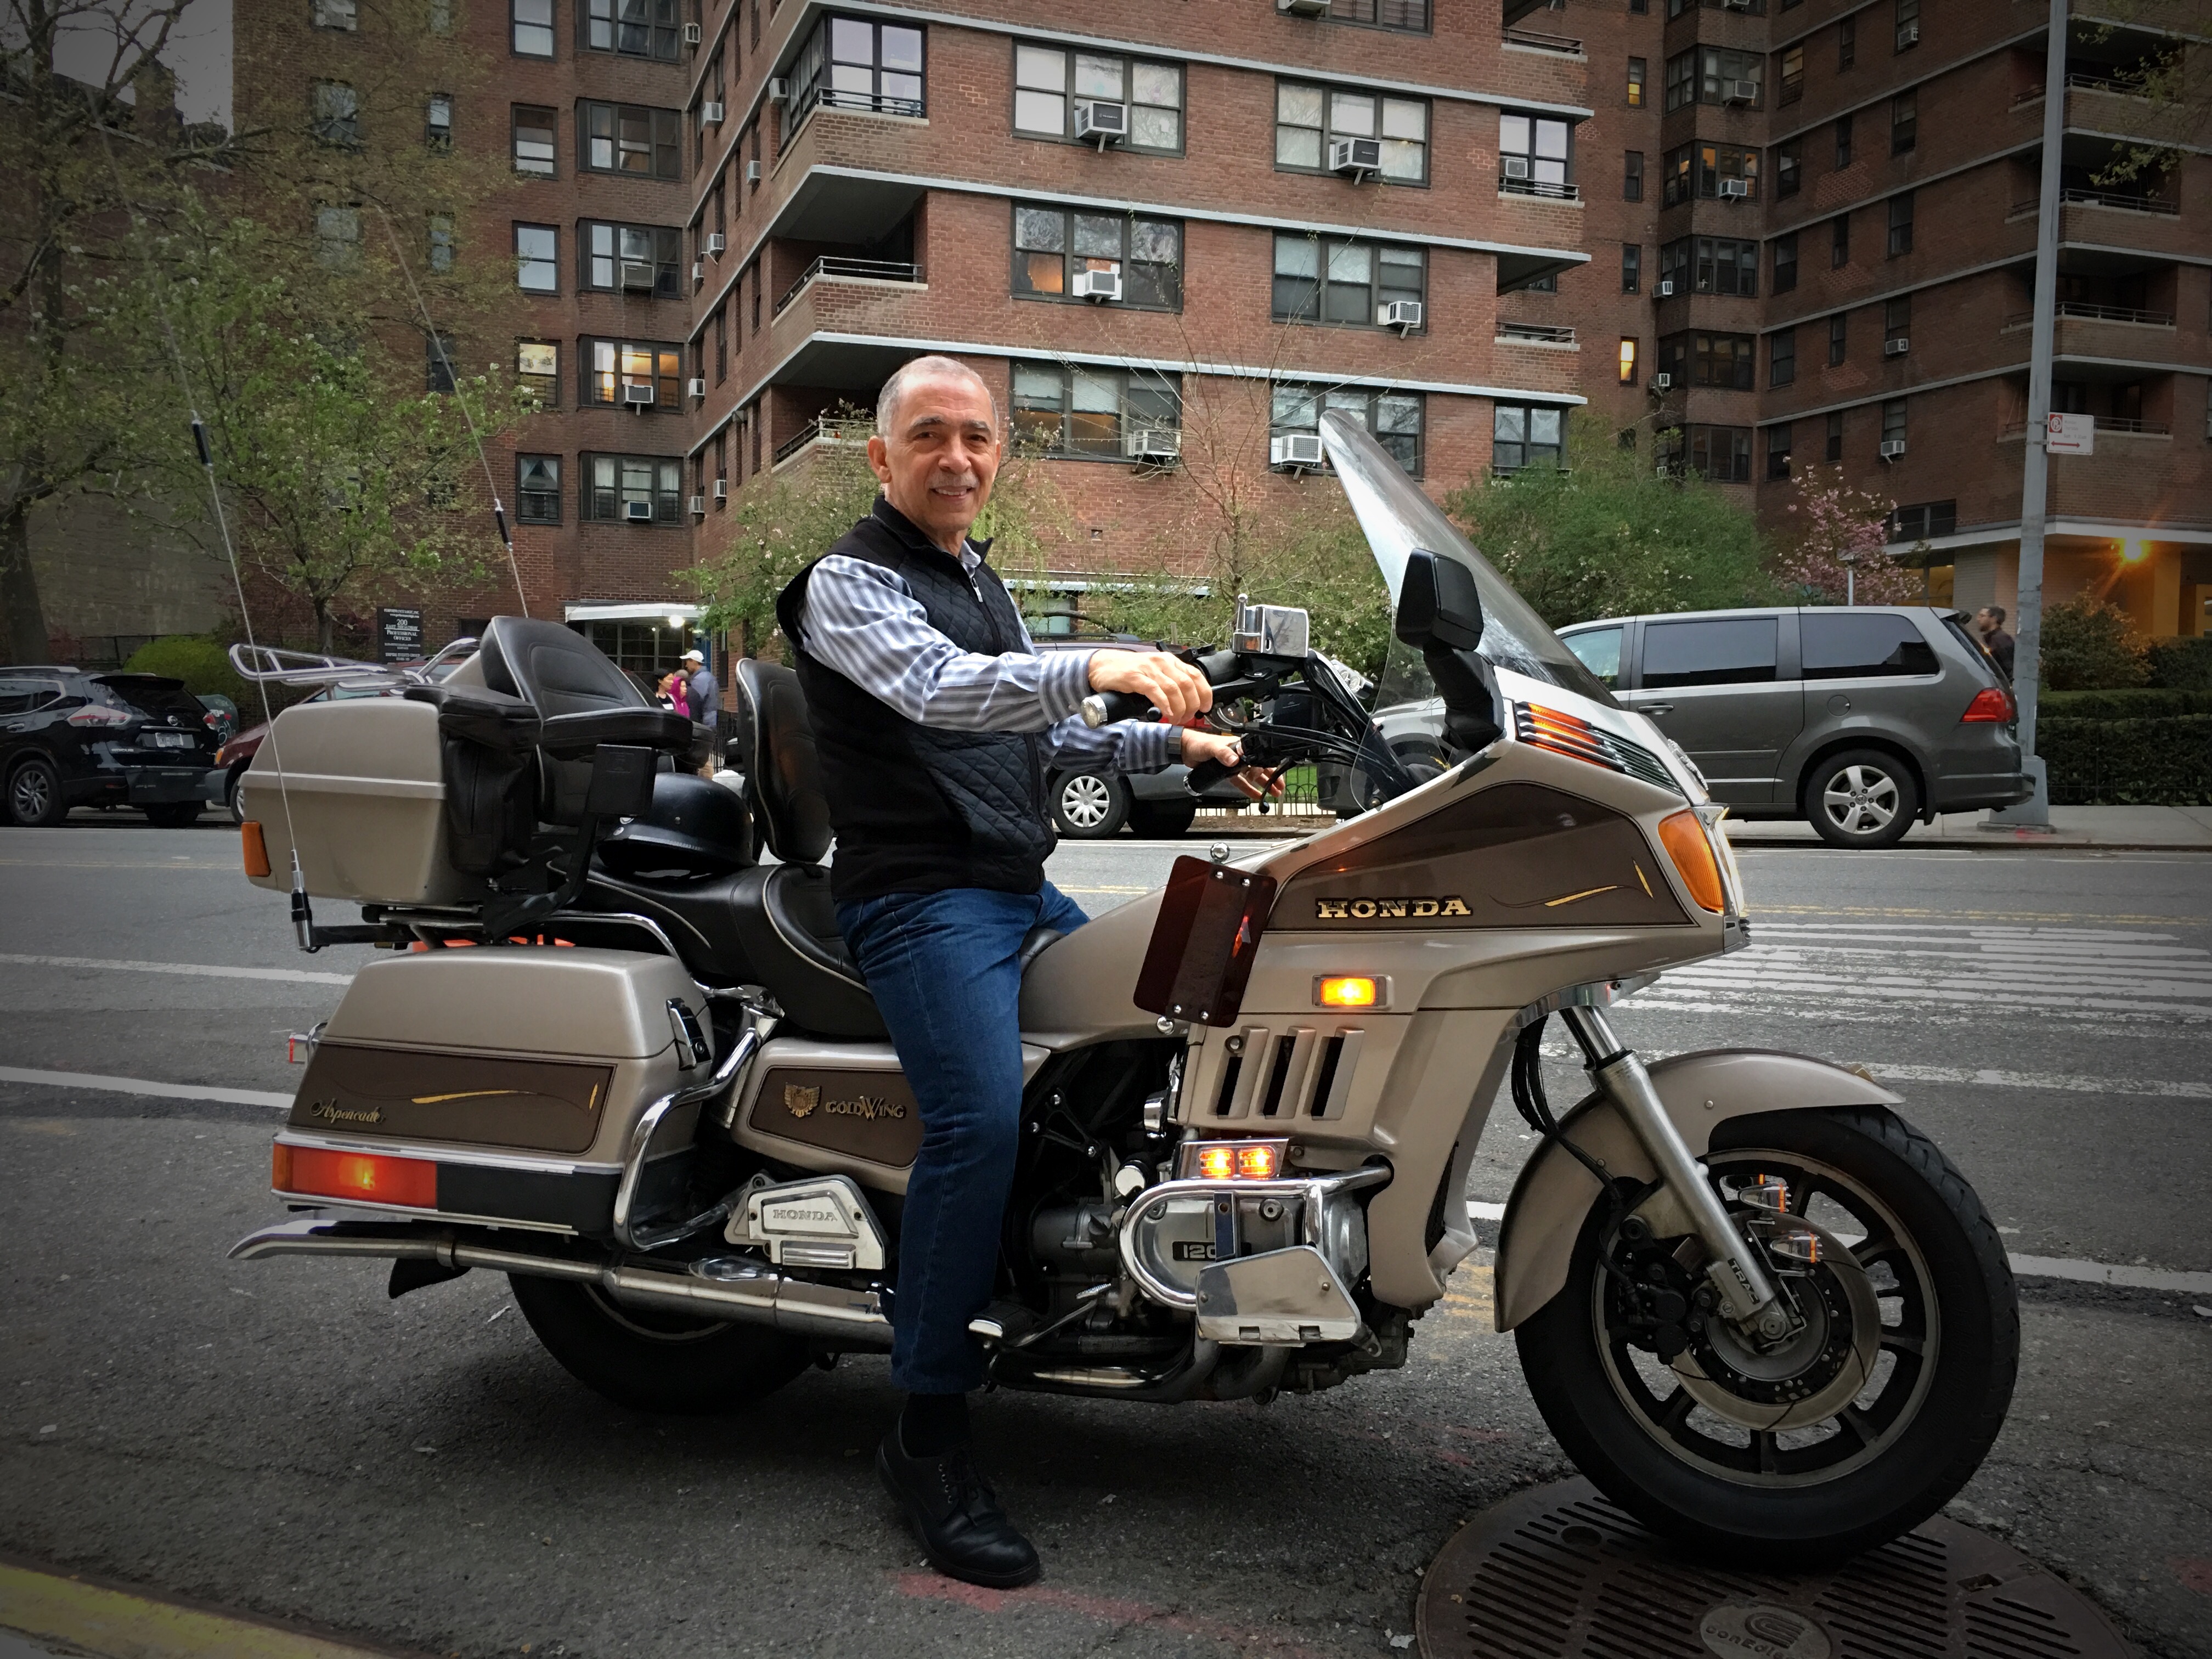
[{"left": 837, "top": 882, "right": 1090, "bottom": 1394}]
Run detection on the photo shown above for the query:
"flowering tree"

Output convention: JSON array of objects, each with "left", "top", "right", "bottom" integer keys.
[{"left": 1771, "top": 464, "right": 1915, "bottom": 605}]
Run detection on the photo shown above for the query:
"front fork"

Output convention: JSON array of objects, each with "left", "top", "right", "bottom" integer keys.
[{"left": 1558, "top": 1006, "right": 1792, "bottom": 1342}]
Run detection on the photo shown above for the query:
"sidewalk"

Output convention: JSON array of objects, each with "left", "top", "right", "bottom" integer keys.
[{"left": 1725, "top": 804, "right": 2212, "bottom": 851}]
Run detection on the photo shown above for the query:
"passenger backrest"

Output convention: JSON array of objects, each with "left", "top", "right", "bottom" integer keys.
[
  {"left": 479, "top": 617, "right": 646, "bottom": 717},
  {"left": 735, "top": 659, "right": 831, "bottom": 865}
]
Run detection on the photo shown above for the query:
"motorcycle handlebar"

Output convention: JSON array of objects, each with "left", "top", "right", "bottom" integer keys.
[
  {"left": 1184, "top": 758, "right": 1234, "bottom": 794},
  {"left": 1077, "top": 650, "right": 1247, "bottom": 729}
]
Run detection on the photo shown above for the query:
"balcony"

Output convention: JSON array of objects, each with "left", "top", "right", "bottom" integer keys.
[
  {"left": 772, "top": 414, "right": 873, "bottom": 470},
  {"left": 774, "top": 256, "right": 926, "bottom": 318},
  {"left": 1499, "top": 177, "right": 1581, "bottom": 202},
  {"left": 2003, "top": 302, "right": 2176, "bottom": 330},
  {"left": 1497, "top": 321, "right": 1577, "bottom": 346},
  {"left": 1502, "top": 26, "right": 1582, "bottom": 54}
]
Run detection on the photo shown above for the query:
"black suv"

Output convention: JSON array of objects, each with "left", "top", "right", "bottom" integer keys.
[{"left": 1, "top": 669, "right": 223, "bottom": 827}]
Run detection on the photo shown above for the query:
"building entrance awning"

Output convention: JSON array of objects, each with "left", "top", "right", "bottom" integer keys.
[{"left": 562, "top": 602, "right": 702, "bottom": 624}]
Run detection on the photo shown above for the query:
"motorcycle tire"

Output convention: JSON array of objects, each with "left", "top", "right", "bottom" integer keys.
[
  {"left": 509, "top": 1273, "right": 811, "bottom": 1414},
  {"left": 1514, "top": 1105, "right": 2017, "bottom": 1566}
]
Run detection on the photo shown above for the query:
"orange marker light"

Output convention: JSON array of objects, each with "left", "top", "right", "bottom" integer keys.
[
  {"left": 1657, "top": 810, "right": 1726, "bottom": 912},
  {"left": 1316, "top": 975, "right": 1379, "bottom": 1009},
  {"left": 1234, "top": 1143, "right": 1280, "bottom": 1180},
  {"left": 273, "top": 1142, "right": 438, "bottom": 1209},
  {"left": 240, "top": 821, "right": 271, "bottom": 879},
  {"left": 1194, "top": 1143, "right": 1238, "bottom": 1182}
]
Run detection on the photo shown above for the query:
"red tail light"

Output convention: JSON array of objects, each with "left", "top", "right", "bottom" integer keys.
[
  {"left": 65, "top": 704, "right": 131, "bottom": 728},
  {"left": 1960, "top": 686, "right": 2014, "bottom": 724},
  {"left": 273, "top": 1143, "right": 438, "bottom": 1209}
]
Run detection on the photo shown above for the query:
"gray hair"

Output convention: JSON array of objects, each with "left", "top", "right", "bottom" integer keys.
[{"left": 874, "top": 354, "right": 1001, "bottom": 438}]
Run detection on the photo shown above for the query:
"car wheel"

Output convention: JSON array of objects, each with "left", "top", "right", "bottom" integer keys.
[
  {"left": 6, "top": 757, "right": 67, "bottom": 827},
  {"left": 144, "top": 802, "right": 202, "bottom": 828},
  {"left": 1803, "top": 748, "right": 1919, "bottom": 849},
  {"left": 1129, "top": 801, "right": 1198, "bottom": 838},
  {"left": 226, "top": 766, "right": 249, "bottom": 825},
  {"left": 1051, "top": 771, "right": 1129, "bottom": 838}
]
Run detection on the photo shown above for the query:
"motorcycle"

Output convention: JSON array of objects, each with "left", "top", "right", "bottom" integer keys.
[{"left": 226, "top": 412, "right": 2017, "bottom": 1564}]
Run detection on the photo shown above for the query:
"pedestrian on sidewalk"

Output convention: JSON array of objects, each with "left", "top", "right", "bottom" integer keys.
[
  {"left": 658, "top": 671, "right": 691, "bottom": 719},
  {"left": 682, "top": 648, "right": 721, "bottom": 776},
  {"left": 1974, "top": 607, "right": 2015, "bottom": 680}
]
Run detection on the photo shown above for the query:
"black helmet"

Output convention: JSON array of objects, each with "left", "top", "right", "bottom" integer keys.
[{"left": 597, "top": 772, "right": 754, "bottom": 878}]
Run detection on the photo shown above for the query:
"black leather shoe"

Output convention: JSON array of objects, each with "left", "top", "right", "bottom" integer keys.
[{"left": 877, "top": 1425, "right": 1042, "bottom": 1588}]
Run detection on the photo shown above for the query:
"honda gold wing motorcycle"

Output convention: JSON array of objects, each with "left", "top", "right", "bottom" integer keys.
[{"left": 226, "top": 412, "right": 2017, "bottom": 1564}]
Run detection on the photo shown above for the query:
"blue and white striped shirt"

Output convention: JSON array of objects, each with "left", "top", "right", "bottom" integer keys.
[{"left": 797, "top": 543, "right": 1181, "bottom": 775}]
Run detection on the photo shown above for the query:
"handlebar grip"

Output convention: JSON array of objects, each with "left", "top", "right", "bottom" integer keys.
[
  {"left": 1184, "top": 758, "right": 1234, "bottom": 794},
  {"left": 1080, "top": 690, "right": 1156, "bottom": 729}
]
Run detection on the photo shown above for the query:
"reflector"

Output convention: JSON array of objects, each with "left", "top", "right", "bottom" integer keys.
[
  {"left": 240, "top": 821, "right": 271, "bottom": 878},
  {"left": 1656, "top": 810, "right": 1725, "bottom": 912},
  {"left": 273, "top": 1142, "right": 438, "bottom": 1209}
]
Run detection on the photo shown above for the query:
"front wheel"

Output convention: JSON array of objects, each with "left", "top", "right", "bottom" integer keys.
[
  {"left": 509, "top": 1274, "right": 810, "bottom": 1413},
  {"left": 1515, "top": 1106, "right": 2018, "bottom": 1565}
]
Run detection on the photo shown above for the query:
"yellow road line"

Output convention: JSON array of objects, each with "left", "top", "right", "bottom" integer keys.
[
  {"left": 0, "top": 1562, "right": 410, "bottom": 1659},
  {"left": 1757, "top": 904, "right": 2192, "bottom": 926},
  {"left": 0, "top": 860, "right": 235, "bottom": 872}
]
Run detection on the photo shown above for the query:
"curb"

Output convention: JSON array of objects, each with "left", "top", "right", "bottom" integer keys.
[{"left": 0, "top": 1561, "right": 428, "bottom": 1659}]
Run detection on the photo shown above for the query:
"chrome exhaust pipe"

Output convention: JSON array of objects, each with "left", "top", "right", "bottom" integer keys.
[{"left": 229, "top": 1220, "right": 891, "bottom": 1348}]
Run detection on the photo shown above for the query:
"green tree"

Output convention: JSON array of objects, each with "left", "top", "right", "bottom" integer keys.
[{"left": 1444, "top": 424, "right": 1774, "bottom": 630}]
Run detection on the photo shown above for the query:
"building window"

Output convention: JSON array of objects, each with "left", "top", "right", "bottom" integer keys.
[
  {"left": 518, "top": 341, "right": 559, "bottom": 407},
  {"left": 1891, "top": 89, "right": 1917, "bottom": 154},
  {"left": 1779, "top": 45, "right": 1804, "bottom": 105},
  {"left": 1662, "top": 425, "right": 1753, "bottom": 482},
  {"left": 1278, "top": 82, "right": 1430, "bottom": 183},
  {"left": 1618, "top": 338, "right": 1640, "bottom": 385},
  {"left": 1011, "top": 363, "right": 1181, "bottom": 459},
  {"left": 713, "top": 304, "right": 727, "bottom": 383},
  {"left": 1329, "top": 0, "right": 1430, "bottom": 26},
  {"left": 315, "top": 205, "right": 360, "bottom": 270},
  {"left": 1271, "top": 234, "right": 1424, "bottom": 328},
  {"left": 782, "top": 15, "right": 926, "bottom": 142},
  {"left": 1894, "top": 0, "right": 1920, "bottom": 50},
  {"left": 513, "top": 105, "right": 556, "bottom": 174},
  {"left": 1499, "top": 112, "right": 1573, "bottom": 197},
  {"left": 1836, "top": 112, "right": 1854, "bottom": 167},
  {"left": 1663, "top": 143, "right": 1760, "bottom": 205},
  {"left": 1882, "top": 398, "right": 1906, "bottom": 449},
  {"left": 1891, "top": 500, "right": 1956, "bottom": 540},
  {"left": 1826, "top": 410, "right": 1844, "bottom": 459},
  {"left": 425, "top": 333, "right": 457, "bottom": 392},
  {"left": 313, "top": 0, "right": 357, "bottom": 28},
  {"left": 1490, "top": 403, "right": 1562, "bottom": 473},
  {"left": 713, "top": 432, "right": 728, "bottom": 501},
  {"left": 1622, "top": 243, "right": 1641, "bottom": 294},
  {"left": 1627, "top": 58, "right": 1646, "bottom": 108},
  {"left": 582, "top": 103, "right": 682, "bottom": 178},
  {"left": 1630, "top": 0, "right": 1647, "bottom": 13},
  {"left": 1624, "top": 149, "right": 1644, "bottom": 201},
  {"left": 585, "top": 340, "right": 682, "bottom": 408},
  {"left": 585, "top": 0, "right": 680, "bottom": 61},
  {"left": 1774, "top": 233, "right": 1799, "bottom": 294},
  {"left": 1887, "top": 192, "right": 1914, "bottom": 255},
  {"left": 583, "top": 454, "right": 683, "bottom": 523},
  {"left": 584, "top": 223, "right": 683, "bottom": 298},
  {"left": 514, "top": 223, "right": 557, "bottom": 291},
  {"left": 428, "top": 213, "right": 455, "bottom": 273},
  {"left": 1829, "top": 314, "right": 1847, "bottom": 364},
  {"left": 1659, "top": 331, "right": 1757, "bottom": 390},
  {"left": 512, "top": 0, "right": 554, "bottom": 57},
  {"left": 1767, "top": 424, "right": 1793, "bottom": 479},
  {"left": 1885, "top": 295, "right": 1911, "bottom": 346},
  {"left": 1275, "top": 386, "right": 1425, "bottom": 475},
  {"left": 517, "top": 455, "right": 562, "bottom": 524},
  {"left": 1669, "top": 0, "right": 1766, "bottom": 14},
  {"left": 1014, "top": 206, "right": 1183, "bottom": 309},
  {"left": 1831, "top": 214, "right": 1850, "bottom": 267},
  {"left": 1014, "top": 44, "right": 1183, "bottom": 152},
  {"left": 1664, "top": 46, "right": 1763, "bottom": 111},
  {"left": 426, "top": 94, "right": 453, "bottom": 151},
  {"left": 1777, "top": 136, "right": 1801, "bottom": 198},
  {"left": 749, "top": 265, "right": 760, "bottom": 334},
  {"left": 1771, "top": 327, "right": 1796, "bottom": 387},
  {"left": 312, "top": 81, "right": 360, "bottom": 146},
  {"left": 1661, "top": 236, "right": 1759, "bottom": 296},
  {"left": 1838, "top": 15, "right": 1856, "bottom": 69}
]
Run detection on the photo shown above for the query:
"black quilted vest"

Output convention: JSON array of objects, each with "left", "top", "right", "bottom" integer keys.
[{"left": 776, "top": 498, "right": 1054, "bottom": 904}]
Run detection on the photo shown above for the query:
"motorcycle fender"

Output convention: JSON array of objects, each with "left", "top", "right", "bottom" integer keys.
[{"left": 1489, "top": 1049, "right": 1902, "bottom": 1332}]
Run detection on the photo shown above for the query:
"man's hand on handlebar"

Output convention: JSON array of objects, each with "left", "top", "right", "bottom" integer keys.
[
  {"left": 1087, "top": 648, "right": 1212, "bottom": 725},
  {"left": 1180, "top": 730, "right": 1282, "bottom": 802}
]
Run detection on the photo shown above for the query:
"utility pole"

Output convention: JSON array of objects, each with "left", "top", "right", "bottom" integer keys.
[{"left": 1988, "top": 0, "right": 2067, "bottom": 830}]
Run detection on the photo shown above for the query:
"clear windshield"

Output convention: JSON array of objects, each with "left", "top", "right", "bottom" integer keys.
[{"left": 1319, "top": 411, "right": 1617, "bottom": 710}]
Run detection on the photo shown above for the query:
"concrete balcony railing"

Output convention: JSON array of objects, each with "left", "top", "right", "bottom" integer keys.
[
  {"left": 2002, "top": 302, "right": 2177, "bottom": 330},
  {"left": 774, "top": 257, "right": 925, "bottom": 318},
  {"left": 1497, "top": 321, "right": 1578, "bottom": 345},
  {"left": 772, "top": 415, "right": 873, "bottom": 470},
  {"left": 1502, "top": 26, "right": 1583, "bottom": 53}
]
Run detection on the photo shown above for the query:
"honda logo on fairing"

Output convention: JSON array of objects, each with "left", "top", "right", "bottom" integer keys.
[{"left": 1314, "top": 896, "right": 1472, "bottom": 920}]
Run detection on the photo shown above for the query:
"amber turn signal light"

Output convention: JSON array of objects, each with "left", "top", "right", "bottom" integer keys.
[
  {"left": 273, "top": 1142, "right": 438, "bottom": 1210},
  {"left": 1176, "top": 1138, "right": 1290, "bottom": 1182},
  {"left": 1656, "top": 810, "right": 1726, "bottom": 913},
  {"left": 1315, "top": 975, "right": 1380, "bottom": 1009},
  {"left": 240, "top": 821, "right": 271, "bottom": 878}
]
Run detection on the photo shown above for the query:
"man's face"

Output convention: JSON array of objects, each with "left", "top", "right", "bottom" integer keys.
[
  {"left": 1976, "top": 609, "right": 1997, "bottom": 634},
  {"left": 868, "top": 372, "right": 1002, "bottom": 550}
]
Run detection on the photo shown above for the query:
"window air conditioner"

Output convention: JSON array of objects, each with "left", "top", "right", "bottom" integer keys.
[
  {"left": 625, "top": 499, "right": 655, "bottom": 521},
  {"left": 682, "top": 21, "right": 700, "bottom": 44},
  {"left": 1270, "top": 433, "right": 1328, "bottom": 470},
  {"left": 701, "top": 101, "right": 724, "bottom": 125},
  {"left": 745, "top": 159, "right": 761, "bottom": 183},
  {"left": 1878, "top": 439, "right": 1907, "bottom": 459},
  {"left": 1073, "top": 100, "right": 1127, "bottom": 144},
  {"left": 1724, "top": 78, "right": 1760, "bottom": 103},
  {"left": 767, "top": 77, "right": 790, "bottom": 103},
  {"left": 686, "top": 376, "right": 706, "bottom": 398},
  {"left": 1656, "top": 279, "right": 1677, "bottom": 297},
  {"left": 1898, "top": 21, "right": 1919, "bottom": 44},
  {"left": 1884, "top": 337, "right": 1910, "bottom": 357},
  {"left": 1652, "top": 372, "right": 1673, "bottom": 389},
  {"left": 619, "top": 259, "right": 656, "bottom": 291},
  {"left": 1071, "top": 269, "right": 1122, "bottom": 302},
  {"left": 1278, "top": 0, "right": 1330, "bottom": 14},
  {"left": 688, "top": 494, "right": 706, "bottom": 515},
  {"left": 713, "top": 478, "right": 728, "bottom": 499},
  {"left": 1719, "top": 177, "right": 1750, "bottom": 198},
  {"left": 704, "top": 232, "right": 727, "bottom": 256},
  {"left": 1330, "top": 136, "right": 1383, "bottom": 176},
  {"left": 1378, "top": 299, "right": 1424, "bottom": 331},
  {"left": 622, "top": 383, "right": 657, "bottom": 407},
  {"left": 1503, "top": 155, "right": 1531, "bottom": 180},
  {"left": 691, "top": 259, "right": 704, "bottom": 286},
  {"left": 1125, "top": 427, "right": 1182, "bottom": 463}
]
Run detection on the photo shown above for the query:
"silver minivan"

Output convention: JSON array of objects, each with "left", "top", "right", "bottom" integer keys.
[{"left": 1553, "top": 607, "right": 2028, "bottom": 847}]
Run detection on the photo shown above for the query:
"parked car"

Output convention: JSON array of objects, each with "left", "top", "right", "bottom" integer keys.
[
  {"left": 1, "top": 668, "right": 223, "bottom": 827},
  {"left": 211, "top": 662, "right": 455, "bottom": 823}
]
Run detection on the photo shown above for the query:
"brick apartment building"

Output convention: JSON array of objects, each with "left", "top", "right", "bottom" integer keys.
[{"left": 1543, "top": 0, "right": 2209, "bottom": 640}]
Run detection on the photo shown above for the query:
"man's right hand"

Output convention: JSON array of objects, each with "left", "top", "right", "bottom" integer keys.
[{"left": 1087, "top": 649, "right": 1214, "bottom": 725}]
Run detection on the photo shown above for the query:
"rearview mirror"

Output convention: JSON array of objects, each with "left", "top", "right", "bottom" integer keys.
[
  {"left": 1393, "top": 550, "right": 1485, "bottom": 651},
  {"left": 1233, "top": 600, "right": 1311, "bottom": 659}
]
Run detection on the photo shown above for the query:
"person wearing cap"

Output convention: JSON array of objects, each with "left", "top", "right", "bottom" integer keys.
[{"left": 681, "top": 648, "right": 720, "bottom": 774}]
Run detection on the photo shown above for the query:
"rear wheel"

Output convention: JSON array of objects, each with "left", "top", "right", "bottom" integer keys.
[
  {"left": 1514, "top": 1106, "right": 2017, "bottom": 1565},
  {"left": 509, "top": 1274, "right": 810, "bottom": 1413},
  {"left": 1051, "top": 770, "right": 1128, "bottom": 838},
  {"left": 145, "top": 802, "right": 201, "bottom": 828},
  {"left": 1802, "top": 748, "right": 1918, "bottom": 848},
  {"left": 226, "top": 766, "right": 249, "bottom": 825},
  {"left": 6, "top": 757, "right": 66, "bottom": 827},
  {"left": 1129, "top": 800, "right": 1197, "bottom": 837}
]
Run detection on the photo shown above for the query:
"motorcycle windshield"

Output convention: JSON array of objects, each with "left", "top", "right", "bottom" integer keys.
[{"left": 1319, "top": 410, "right": 1616, "bottom": 709}]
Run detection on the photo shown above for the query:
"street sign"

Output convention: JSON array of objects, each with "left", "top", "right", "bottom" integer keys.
[
  {"left": 2045, "top": 411, "right": 2094, "bottom": 456},
  {"left": 377, "top": 607, "right": 424, "bottom": 663}
]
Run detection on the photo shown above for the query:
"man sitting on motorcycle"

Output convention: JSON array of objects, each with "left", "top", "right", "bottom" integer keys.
[{"left": 774, "top": 355, "right": 1267, "bottom": 1587}]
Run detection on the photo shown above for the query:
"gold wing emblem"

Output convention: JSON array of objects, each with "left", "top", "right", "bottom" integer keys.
[{"left": 783, "top": 1084, "right": 820, "bottom": 1120}]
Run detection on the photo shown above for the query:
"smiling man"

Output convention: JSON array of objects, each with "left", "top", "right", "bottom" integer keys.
[{"left": 774, "top": 356, "right": 1262, "bottom": 1587}]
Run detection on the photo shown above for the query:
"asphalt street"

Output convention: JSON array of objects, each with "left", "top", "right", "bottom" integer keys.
[{"left": 3, "top": 820, "right": 2210, "bottom": 1658}]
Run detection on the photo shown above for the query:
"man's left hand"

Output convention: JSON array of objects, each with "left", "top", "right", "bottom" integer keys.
[{"left": 1181, "top": 730, "right": 1282, "bottom": 802}]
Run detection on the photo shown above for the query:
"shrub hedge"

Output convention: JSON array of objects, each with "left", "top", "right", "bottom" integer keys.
[{"left": 2040, "top": 705, "right": 2212, "bottom": 806}]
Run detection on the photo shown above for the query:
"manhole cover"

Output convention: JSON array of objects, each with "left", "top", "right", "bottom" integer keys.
[{"left": 1416, "top": 1479, "right": 2129, "bottom": 1659}]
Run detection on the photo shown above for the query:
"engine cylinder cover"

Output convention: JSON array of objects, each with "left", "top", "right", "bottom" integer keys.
[{"left": 1126, "top": 1187, "right": 1369, "bottom": 1302}]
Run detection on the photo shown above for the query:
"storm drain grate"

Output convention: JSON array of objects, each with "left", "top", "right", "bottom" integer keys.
[{"left": 1417, "top": 1479, "right": 2129, "bottom": 1659}]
